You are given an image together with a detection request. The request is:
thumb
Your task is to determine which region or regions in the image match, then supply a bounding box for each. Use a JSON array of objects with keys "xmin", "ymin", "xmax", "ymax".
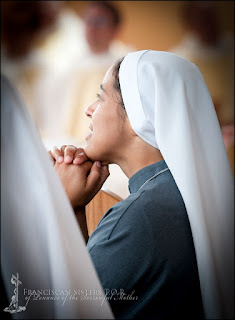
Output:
[{"xmin": 86, "ymin": 161, "xmax": 110, "ymax": 192}]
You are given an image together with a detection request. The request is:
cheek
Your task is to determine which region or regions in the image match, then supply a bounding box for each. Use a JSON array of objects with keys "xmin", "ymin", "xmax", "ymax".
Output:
[
  {"xmin": 85, "ymin": 123, "xmax": 122, "ymax": 161},
  {"xmin": 92, "ymin": 103, "xmax": 113, "ymax": 131}
]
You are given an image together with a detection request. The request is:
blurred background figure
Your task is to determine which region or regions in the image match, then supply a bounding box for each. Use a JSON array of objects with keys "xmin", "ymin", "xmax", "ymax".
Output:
[
  {"xmin": 170, "ymin": 2, "xmax": 234, "ymax": 127},
  {"xmin": 1, "ymin": 1, "xmax": 61, "ymax": 59},
  {"xmin": 1, "ymin": 1, "xmax": 60, "ymax": 132},
  {"xmin": 62, "ymin": 1, "xmax": 134, "ymax": 147},
  {"xmin": 1, "ymin": 1, "xmax": 82, "ymax": 145}
]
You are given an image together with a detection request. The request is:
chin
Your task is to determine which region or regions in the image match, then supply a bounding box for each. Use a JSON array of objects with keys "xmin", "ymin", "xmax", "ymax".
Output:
[
  {"xmin": 84, "ymin": 144, "xmax": 103, "ymax": 162},
  {"xmin": 84, "ymin": 144, "xmax": 113, "ymax": 164}
]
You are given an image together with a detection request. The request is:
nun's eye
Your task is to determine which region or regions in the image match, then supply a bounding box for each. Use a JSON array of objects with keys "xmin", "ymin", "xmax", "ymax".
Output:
[{"xmin": 96, "ymin": 93, "xmax": 102, "ymax": 101}]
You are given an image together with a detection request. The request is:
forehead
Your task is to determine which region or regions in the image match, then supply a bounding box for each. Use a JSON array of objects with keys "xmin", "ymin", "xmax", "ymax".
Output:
[
  {"xmin": 102, "ymin": 65, "xmax": 115, "ymax": 91},
  {"xmin": 84, "ymin": 6, "xmax": 114, "ymax": 20}
]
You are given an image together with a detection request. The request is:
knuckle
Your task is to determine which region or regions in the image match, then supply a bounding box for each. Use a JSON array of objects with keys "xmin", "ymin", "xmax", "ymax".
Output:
[
  {"xmin": 65, "ymin": 146, "xmax": 77, "ymax": 156},
  {"xmin": 66, "ymin": 149, "xmax": 73, "ymax": 156},
  {"xmin": 66, "ymin": 145, "xmax": 77, "ymax": 151},
  {"xmin": 52, "ymin": 146, "xmax": 59, "ymax": 152},
  {"xmin": 77, "ymin": 153, "xmax": 85, "ymax": 159},
  {"xmin": 75, "ymin": 148, "xmax": 85, "ymax": 155}
]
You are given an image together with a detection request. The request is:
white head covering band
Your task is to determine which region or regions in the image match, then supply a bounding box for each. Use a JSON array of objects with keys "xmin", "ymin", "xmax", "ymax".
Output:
[
  {"xmin": 1, "ymin": 74, "xmax": 113, "ymax": 319},
  {"xmin": 119, "ymin": 50, "xmax": 234, "ymax": 319}
]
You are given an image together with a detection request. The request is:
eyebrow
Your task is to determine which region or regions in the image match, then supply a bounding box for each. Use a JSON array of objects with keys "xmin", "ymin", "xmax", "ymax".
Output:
[{"xmin": 100, "ymin": 84, "xmax": 108, "ymax": 95}]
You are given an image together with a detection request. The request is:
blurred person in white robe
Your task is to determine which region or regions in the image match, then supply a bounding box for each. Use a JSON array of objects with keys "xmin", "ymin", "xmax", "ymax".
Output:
[
  {"xmin": 60, "ymin": 1, "xmax": 133, "ymax": 200},
  {"xmin": 1, "ymin": 74, "xmax": 113, "ymax": 319},
  {"xmin": 62, "ymin": 1, "xmax": 134, "ymax": 146}
]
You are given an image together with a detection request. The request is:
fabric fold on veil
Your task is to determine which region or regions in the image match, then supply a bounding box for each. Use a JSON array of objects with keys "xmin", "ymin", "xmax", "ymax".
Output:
[
  {"xmin": 1, "ymin": 74, "xmax": 113, "ymax": 319},
  {"xmin": 119, "ymin": 50, "xmax": 234, "ymax": 319}
]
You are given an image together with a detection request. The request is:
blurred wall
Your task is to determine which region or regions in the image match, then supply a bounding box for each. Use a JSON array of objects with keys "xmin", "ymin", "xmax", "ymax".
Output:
[{"xmin": 66, "ymin": 1, "xmax": 234, "ymax": 51}]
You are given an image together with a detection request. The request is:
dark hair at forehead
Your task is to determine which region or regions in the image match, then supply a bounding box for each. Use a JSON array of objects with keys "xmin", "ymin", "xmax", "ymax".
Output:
[
  {"xmin": 88, "ymin": 1, "xmax": 121, "ymax": 26},
  {"xmin": 112, "ymin": 57, "xmax": 125, "ymax": 109}
]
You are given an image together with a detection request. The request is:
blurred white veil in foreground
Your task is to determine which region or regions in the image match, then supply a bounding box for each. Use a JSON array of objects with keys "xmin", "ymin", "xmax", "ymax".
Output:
[{"xmin": 1, "ymin": 74, "xmax": 113, "ymax": 319}]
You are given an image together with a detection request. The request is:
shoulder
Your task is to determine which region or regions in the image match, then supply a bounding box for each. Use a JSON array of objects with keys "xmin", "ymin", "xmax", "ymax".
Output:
[
  {"xmin": 87, "ymin": 169, "xmax": 188, "ymax": 250},
  {"xmin": 127, "ymin": 169, "xmax": 187, "ymax": 218},
  {"xmin": 119, "ymin": 170, "xmax": 189, "ymax": 236},
  {"xmin": 141, "ymin": 169, "xmax": 187, "ymax": 213}
]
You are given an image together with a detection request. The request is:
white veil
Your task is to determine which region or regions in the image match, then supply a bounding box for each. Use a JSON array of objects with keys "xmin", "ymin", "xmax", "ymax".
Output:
[
  {"xmin": 1, "ymin": 74, "xmax": 113, "ymax": 319},
  {"xmin": 119, "ymin": 50, "xmax": 234, "ymax": 319}
]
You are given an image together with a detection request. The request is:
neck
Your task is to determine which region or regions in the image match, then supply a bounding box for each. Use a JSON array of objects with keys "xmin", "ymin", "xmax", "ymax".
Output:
[{"xmin": 115, "ymin": 140, "xmax": 164, "ymax": 179}]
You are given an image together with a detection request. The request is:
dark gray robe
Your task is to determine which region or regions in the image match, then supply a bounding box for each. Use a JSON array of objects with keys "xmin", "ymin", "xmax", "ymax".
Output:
[{"xmin": 87, "ymin": 160, "xmax": 204, "ymax": 319}]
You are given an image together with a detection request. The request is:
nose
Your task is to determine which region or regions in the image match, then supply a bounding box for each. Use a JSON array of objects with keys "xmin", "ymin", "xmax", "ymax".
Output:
[{"xmin": 85, "ymin": 101, "xmax": 97, "ymax": 118}]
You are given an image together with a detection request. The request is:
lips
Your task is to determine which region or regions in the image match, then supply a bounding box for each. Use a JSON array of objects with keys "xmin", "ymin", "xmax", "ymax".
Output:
[{"xmin": 86, "ymin": 123, "xmax": 93, "ymax": 141}]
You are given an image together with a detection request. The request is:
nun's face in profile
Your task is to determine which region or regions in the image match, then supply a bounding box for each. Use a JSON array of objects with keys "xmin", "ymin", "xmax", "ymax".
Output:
[{"xmin": 84, "ymin": 66, "xmax": 130, "ymax": 163}]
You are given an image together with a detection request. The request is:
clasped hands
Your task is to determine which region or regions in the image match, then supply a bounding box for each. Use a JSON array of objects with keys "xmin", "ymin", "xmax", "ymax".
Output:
[{"xmin": 49, "ymin": 145, "xmax": 109, "ymax": 209}]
